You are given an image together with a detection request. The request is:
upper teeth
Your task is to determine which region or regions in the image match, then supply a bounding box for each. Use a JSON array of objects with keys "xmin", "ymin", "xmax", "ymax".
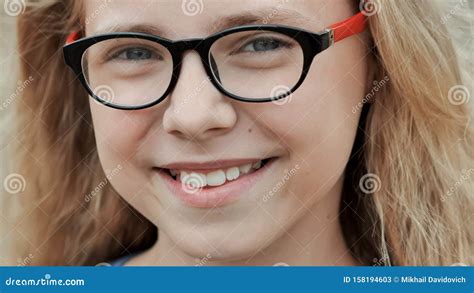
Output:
[{"xmin": 171, "ymin": 160, "xmax": 264, "ymax": 188}]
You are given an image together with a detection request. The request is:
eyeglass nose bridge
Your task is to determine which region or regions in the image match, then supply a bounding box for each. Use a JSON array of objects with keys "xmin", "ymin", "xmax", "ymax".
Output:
[
  {"xmin": 169, "ymin": 37, "xmax": 222, "ymax": 89},
  {"xmin": 172, "ymin": 38, "xmax": 211, "ymax": 59}
]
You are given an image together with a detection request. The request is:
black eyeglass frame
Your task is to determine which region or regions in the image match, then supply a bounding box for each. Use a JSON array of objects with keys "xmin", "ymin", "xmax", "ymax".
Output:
[{"xmin": 63, "ymin": 24, "xmax": 333, "ymax": 110}]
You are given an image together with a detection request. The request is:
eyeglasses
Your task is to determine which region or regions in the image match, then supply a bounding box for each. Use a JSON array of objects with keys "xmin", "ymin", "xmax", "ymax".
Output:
[{"xmin": 63, "ymin": 12, "xmax": 366, "ymax": 110}]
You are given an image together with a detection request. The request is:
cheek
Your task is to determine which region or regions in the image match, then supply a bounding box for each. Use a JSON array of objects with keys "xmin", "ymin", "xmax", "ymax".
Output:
[
  {"xmin": 89, "ymin": 102, "xmax": 156, "ymax": 194},
  {"xmin": 90, "ymin": 102, "xmax": 155, "ymax": 158},
  {"xmin": 252, "ymin": 42, "xmax": 367, "ymax": 200},
  {"xmin": 262, "ymin": 97, "xmax": 360, "ymax": 205}
]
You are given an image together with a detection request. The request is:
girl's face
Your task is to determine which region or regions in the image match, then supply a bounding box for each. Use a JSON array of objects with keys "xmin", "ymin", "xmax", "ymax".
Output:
[{"xmin": 86, "ymin": 0, "xmax": 369, "ymax": 260}]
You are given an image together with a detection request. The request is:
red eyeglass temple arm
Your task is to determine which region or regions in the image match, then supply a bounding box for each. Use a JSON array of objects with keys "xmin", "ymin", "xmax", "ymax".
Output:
[
  {"xmin": 64, "ymin": 12, "xmax": 367, "ymax": 45},
  {"xmin": 66, "ymin": 31, "xmax": 80, "ymax": 44},
  {"xmin": 329, "ymin": 12, "xmax": 367, "ymax": 43}
]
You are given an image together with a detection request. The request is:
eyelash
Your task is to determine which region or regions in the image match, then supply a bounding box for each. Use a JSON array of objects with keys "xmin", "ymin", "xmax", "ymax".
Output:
[
  {"xmin": 230, "ymin": 35, "xmax": 294, "ymax": 55},
  {"xmin": 107, "ymin": 46, "xmax": 163, "ymax": 62}
]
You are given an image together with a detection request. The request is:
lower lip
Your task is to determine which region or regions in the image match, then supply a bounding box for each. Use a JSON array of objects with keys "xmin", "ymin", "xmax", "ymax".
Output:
[{"xmin": 154, "ymin": 158, "xmax": 276, "ymax": 209}]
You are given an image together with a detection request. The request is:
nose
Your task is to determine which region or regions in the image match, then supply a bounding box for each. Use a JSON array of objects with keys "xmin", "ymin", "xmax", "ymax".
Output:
[{"xmin": 162, "ymin": 52, "xmax": 237, "ymax": 141}]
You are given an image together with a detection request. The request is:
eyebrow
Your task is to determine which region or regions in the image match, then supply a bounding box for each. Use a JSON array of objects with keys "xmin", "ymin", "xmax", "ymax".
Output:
[
  {"xmin": 92, "ymin": 8, "xmax": 314, "ymax": 37},
  {"xmin": 210, "ymin": 8, "xmax": 313, "ymax": 31},
  {"xmin": 93, "ymin": 24, "xmax": 167, "ymax": 36}
]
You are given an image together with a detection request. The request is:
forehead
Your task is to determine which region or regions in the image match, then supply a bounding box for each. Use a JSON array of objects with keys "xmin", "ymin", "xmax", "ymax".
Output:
[{"xmin": 84, "ymin": 0, "xmax": 353, "ymax": 38}]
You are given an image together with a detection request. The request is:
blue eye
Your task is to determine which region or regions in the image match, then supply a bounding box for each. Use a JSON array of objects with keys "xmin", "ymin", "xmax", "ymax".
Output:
[
  {"xmin": 240, "ymin": 38, "xmax": 290, "ymax": 53},
  {"xmin": 112, "ymin": 47, "xmax": 162, "ymax": 61}
]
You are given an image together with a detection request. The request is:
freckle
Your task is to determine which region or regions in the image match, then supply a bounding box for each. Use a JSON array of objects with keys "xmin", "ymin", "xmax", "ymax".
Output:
[{"xmin": 248, "ymin": 128, "xmax": 252, "ymax": 133}]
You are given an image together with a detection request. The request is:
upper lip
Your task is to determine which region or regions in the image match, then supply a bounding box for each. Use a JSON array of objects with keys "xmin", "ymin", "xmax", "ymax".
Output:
[{"xmin": 157, "ymin": 158, "xmax": 271, "ymax": 171}]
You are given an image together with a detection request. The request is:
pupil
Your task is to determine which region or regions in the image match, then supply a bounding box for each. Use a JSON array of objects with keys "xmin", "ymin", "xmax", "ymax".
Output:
[
  {"xmin": 254, "ymin": 39, "xmax": 279, "ymax": 51},
  {"xmin": 127, "ymin": 49, "xmax": 150, "ymax": 60}
]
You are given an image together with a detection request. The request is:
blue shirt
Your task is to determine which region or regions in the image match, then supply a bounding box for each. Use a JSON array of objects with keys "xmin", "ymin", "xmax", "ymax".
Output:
[{"xmin": 106, "ymin": 254, "xmax": 136, "ymax": 266}]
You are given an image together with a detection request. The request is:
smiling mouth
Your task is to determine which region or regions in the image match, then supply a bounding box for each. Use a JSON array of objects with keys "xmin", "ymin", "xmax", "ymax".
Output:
[
  {"xmin": 153, "ymin": 157, "xmax": 277, "ymax": 208},
  {"xmin": 158, "ymin": 158, "xmax": 273, "ymax": 189}
]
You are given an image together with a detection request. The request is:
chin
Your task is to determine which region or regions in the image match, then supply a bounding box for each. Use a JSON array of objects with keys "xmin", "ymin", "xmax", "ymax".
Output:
[{"xmin": 170, "ymin": 217, "xmax": 284, "ymax": 262}]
